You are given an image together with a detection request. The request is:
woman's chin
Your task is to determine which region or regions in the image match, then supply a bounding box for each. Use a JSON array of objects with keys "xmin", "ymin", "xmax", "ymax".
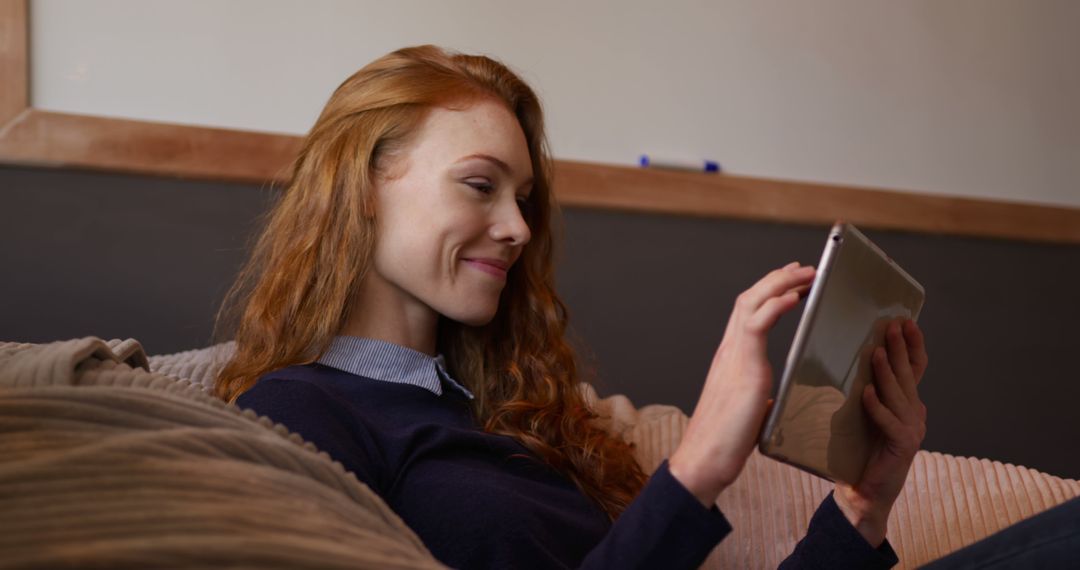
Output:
[{"xmin": 445, "ymin": 306, "xmax": 498, "ymax": 328}]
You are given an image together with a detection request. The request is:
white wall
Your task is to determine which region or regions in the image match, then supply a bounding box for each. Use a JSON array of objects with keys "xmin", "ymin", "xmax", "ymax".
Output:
[{"xmin": 30, "ymin": 0, "xmax": 1080, "ymax": 208}]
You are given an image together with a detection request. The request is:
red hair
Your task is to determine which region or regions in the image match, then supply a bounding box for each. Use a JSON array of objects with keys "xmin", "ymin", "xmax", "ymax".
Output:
[{"xmin": 214, "ymin": 45, "xmax": 646, "ymax": 519}]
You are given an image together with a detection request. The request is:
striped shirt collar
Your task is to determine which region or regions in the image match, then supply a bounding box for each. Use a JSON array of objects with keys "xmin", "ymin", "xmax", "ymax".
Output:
[{"xmin": 316, "ymin": 336, "xmax": 475, "ymax": 400}]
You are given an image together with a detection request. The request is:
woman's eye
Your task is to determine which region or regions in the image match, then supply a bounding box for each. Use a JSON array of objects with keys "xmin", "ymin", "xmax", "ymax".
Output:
[
  {"xmin": 466, "ymin": 181, "xmax": 494, "ymax": 193},
  {"xmin": 516, "ymin": 196, "xmax": 532, "ymax": 215}
]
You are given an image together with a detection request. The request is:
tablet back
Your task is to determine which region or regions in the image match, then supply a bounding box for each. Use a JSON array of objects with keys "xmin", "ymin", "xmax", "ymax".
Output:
[{"xmin": 759, "ymin": 222, "xmax": 925, "ymax": 484}]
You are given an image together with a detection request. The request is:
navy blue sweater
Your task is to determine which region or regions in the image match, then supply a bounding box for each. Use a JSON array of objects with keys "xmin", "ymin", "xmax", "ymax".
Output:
[{"xmin": 237, "ymin": 363, "xmax": 898, "ymax": 569}]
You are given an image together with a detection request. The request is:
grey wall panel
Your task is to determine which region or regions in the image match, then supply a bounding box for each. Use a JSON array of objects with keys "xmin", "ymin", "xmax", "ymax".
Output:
[
  {"xmin": 558, "ymin": 208, "xmax": 1080, "ymax": 479},
  {"xmin": 1, "ymin": 166, "xmax": 274, "ymax": 353},
  {"xmin": 3, "ymin": 165, "xmax": 1078, "ymax": 480}
]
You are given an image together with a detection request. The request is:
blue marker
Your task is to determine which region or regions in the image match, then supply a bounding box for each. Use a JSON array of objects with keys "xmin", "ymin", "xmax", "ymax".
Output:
[{"xmin": 639, "ymin": 154, "xmax": 721, "ymax": 173}]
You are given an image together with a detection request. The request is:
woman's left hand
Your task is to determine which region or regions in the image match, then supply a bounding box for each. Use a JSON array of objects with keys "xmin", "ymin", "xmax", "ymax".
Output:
[{"xmin": 834, "ymin": 318, "xmax": 929, "ymax": 547}]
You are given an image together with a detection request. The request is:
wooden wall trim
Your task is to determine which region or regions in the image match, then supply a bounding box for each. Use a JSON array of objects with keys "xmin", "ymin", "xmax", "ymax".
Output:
[
  {"xmin": 552, "ymin": 160, "xmax": 1080, "ymax": 244},
  {"xmin": 2, "ymin": 1, "xmax": 1078, "ymax": 244},
  {"xmin": 0, "ymin": 109, "xmax": 303, "ymax": 183},
  {"xmin": 0, "ymin": 0, "xmax": 27, "ymax": 127},
  {"xmin": 1, "ymin": 110, "xmax": 1078, "ymax": 245}
]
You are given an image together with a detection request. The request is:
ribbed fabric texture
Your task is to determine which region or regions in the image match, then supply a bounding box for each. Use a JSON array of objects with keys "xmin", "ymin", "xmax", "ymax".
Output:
[
  {"xmin": 0, "ymin": 339, "xmax": 444, "ymax": 569},
  {"xmin": 147, "ymin": 341, "xmax": 235, "ymax": 393},
  {"xmin": 59, "ymin": 340, "xmax": 1080, "ymax": 569},
  {"xmin": 579, "ymin": 387, "xmax": 1080, "ymax": 569},
  {"xmin": 0, "ymin": 337, "xmax": 148, "ymax": 387}
]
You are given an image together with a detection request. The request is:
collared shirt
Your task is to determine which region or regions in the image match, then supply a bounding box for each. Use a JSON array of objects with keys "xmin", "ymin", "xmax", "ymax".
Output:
[{"xmin": 316, "ymin": 336, "xmax": 475, "ymax": 400}]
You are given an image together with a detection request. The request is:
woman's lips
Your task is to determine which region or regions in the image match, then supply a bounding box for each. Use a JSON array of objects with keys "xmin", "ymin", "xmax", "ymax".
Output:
[{"xmin": 464, "ymin": 259, "xmax": 508, "ymax": 278}]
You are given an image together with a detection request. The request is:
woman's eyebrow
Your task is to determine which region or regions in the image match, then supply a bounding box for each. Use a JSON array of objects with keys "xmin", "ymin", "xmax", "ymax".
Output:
[{"xmin": 455, "ymin": 153, "xmax": 534, "ymax": 187}]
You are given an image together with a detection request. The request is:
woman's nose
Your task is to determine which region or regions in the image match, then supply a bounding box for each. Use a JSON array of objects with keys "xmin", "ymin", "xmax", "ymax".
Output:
[{"xmin": 489, "ymin": 199, "xmax": 531, "ymax": 247}]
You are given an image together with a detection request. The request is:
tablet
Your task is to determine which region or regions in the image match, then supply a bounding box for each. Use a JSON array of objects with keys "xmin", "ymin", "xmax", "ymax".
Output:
[{"xmin": 758, "ymin": 222, "xmax": 925, "ymax": 484}]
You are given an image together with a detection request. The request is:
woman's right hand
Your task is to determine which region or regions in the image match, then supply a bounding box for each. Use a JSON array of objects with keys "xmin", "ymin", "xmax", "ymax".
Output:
[{"xmin": 669, "ymin": 261, "xmax": 817, "ymax": 507}]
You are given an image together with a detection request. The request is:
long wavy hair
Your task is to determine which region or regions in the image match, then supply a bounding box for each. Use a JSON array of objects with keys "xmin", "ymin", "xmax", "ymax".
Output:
[{"xmin": 214, "ymin": 45, "xmax": 646, "ymax": 519}]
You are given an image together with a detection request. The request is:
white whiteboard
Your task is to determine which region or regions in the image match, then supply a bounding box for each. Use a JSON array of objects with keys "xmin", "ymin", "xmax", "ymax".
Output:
[{"xmin": 30, "ymin": 0, "xmax": 1080, "ymax": 208}]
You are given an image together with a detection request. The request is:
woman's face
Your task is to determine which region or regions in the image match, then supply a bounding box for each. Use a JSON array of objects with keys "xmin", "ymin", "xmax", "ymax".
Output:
[{"xmin": 370, "ymin": 98, "xmax": 534, "ymax": 328}]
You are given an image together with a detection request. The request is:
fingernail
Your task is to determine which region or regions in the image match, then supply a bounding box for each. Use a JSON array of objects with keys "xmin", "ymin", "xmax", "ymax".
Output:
[{"xmin": 785, "ymin": 261, "xmax": 800, "ymax": 270}]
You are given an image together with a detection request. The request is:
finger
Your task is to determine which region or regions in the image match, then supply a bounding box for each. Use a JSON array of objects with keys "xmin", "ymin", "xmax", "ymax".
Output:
[
  {"xmin": 735, "ymin": 263, "xmax": 815, "ymax": 315},
  {"xmin": 904, "ymin": 319, "xmax": 929, "ymax": 382},
  {"xmin": 721, "ymin": 263, "xmax": 810, "ymax": 340},
  {"xmin": 885, "ymin": 320, "xmax": 918, "ymax": 402},
  {"xmin": 876, "ymin": 340, "xmax": 927, "ymax": 426},
  {"xmin": 863, "ymin": 383, "xmax": 903, "ymax": 436},
  {"xmin": 745, "ymin": 288, "xmax": 802, "ymax": 334},
  {"xmin": 872, "ymin": 344, "xmax": 909, "ymax": 411},
  {"xmin": 866, "ymin": 384, "xmax": 925, "ymax": 452}
]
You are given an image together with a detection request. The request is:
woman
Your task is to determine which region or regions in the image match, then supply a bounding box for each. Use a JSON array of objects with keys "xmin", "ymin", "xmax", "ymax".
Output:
[{"xmin": 216, "ymin": 45, "xmax": 927, "ymax": 569}]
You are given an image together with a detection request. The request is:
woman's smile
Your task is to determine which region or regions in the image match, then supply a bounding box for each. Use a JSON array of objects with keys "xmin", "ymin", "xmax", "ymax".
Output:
[{"xmin": 463, "ymin": 257, "xmax": 509, "ymax": 279}]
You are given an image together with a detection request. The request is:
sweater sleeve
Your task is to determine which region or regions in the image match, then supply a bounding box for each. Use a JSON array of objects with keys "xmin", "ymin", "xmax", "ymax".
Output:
[
  {"xmin": 236, "ymin": 376, "xmax": 390, "ymax": 494},
  {"xmin": 577, "ymin": 459, "xmax": 731, "ymax": 570},
  {"xmin": 778, "ymin": 491, "xmax": 899, "ymax": 569}
]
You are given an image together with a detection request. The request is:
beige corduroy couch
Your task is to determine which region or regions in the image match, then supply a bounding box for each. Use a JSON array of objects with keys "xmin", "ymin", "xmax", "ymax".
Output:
[{"xmin": 1, "ymin": 337, "xmax": 1077, "ymax": 569}]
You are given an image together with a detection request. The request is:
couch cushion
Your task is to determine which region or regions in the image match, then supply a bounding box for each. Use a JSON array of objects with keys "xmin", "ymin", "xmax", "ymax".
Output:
[
  {"xmin": 0, "ymin": 338, "xmax": 445, "ymax": 569},
  {"xmin": 585, "ymin": 384, "xmax": 1080, "ymax": 569}
]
